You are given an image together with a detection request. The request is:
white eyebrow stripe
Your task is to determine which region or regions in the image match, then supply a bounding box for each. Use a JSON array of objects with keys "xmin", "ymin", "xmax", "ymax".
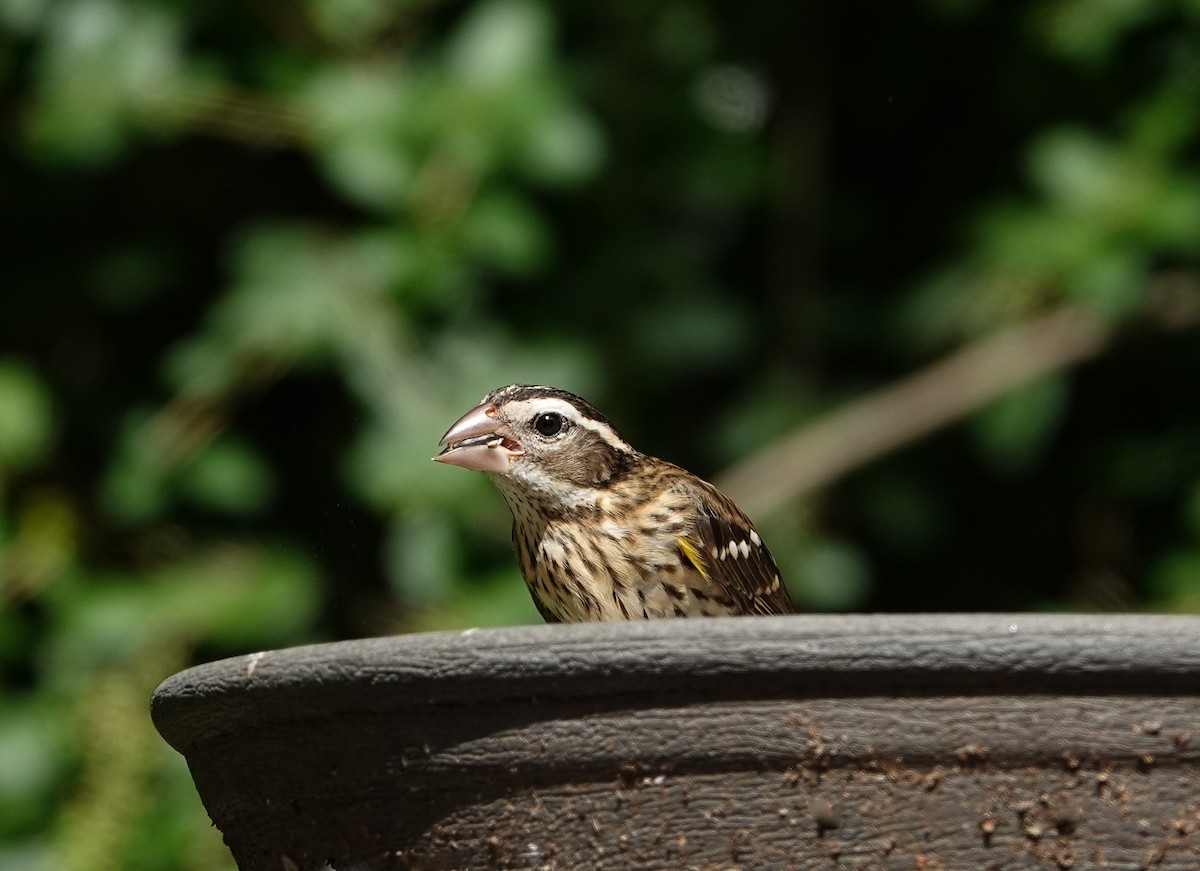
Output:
[
  {"xmin": 574, "ymin": 417, "xmax": 633, "ymax": 451},
  {"xmin": 507, "ymin": 397, "xmax": 633, "ymax": 452}
]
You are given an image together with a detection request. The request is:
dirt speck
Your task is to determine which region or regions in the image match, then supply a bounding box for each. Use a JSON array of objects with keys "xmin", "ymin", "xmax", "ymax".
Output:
[
  {"xmin": 1054, "ymin": 844, "xmax": 1076, "ymax": 869},
  {"xmin": 1052, "ymin": 803, "xmax": 1084, "ymax": 835},
  {"xmin": 810, "ymin": 798, "xmax": 840, "ymax": 834},
  {"xmin": 954, "ymin": 743, "xmax": 988, "ymax": 765}
]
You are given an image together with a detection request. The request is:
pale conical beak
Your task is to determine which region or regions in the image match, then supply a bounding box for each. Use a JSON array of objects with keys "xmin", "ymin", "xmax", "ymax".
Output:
[{"xmin": 433, "ymin": 403, "xmax": 525, "ymax": 474}]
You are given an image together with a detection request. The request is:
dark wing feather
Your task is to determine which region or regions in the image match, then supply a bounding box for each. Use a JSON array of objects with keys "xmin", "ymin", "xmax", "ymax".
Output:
[
  {"xmin": 531, "ymin": 596, "xmax": 562, "ymax": 624},
  {"xmin": 676, "ymin": 477, "xmax": 794, "ymax": 616}
]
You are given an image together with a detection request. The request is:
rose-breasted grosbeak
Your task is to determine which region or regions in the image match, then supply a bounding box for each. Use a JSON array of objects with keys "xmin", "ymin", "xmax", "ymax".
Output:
[{"xmin": 434, "ymin": 384, "xmax": 793, "ymax": 622}]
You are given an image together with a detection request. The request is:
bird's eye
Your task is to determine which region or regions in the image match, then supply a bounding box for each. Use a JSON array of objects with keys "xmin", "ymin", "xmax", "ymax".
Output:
[{"xmin": 533, "ymin": 412, "xmax": 566, "ymax": 437}]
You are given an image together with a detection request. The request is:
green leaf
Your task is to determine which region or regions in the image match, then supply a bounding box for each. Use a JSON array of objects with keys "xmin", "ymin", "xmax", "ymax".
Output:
[
  {"xmin": 1065, "ymin": 250, "xmax": 1145, "ymax": 318},
  {"xmin": 385, "ymin": 513, "xmax": 460, "ymax": 607},
  {"xmin": 463, "ymin": 191, "xmax": 550, "ymax": 274},
  {"xmin": 0, "ymin": 701, "xmax": 69, "ymax": 830},
  {"xmin": 100, "ymin": 414, "xmax": 170, "ymax": 525},
  {"xmin": 1037, "ymin": 0, "xmax": 1160, "ymax": 62},
  {"xmin": 1030, "ymin": 129, "xmax": 1118, "ymax": 214},
  {"xmin": 1186, "ymin": 481, "xmax": 1200, "ymax": 538},
  {"xmin": 447, "ymin": 0, "xmax": 550, "ymax": 87},
  {"xmin": 1107, "ymin": 429, "xmax": 1200, "ymax": 497},
  {"xmin": 177, "ymin": 437, "xmax": 274, "ymax": 516},
  {"xmin": 794, "ymin": 540, "xmax": 872, "ymax": 611},
  {"xmin": 24, "ymin": 0, "xmax": 188, "ymax": 162},
  {"xmin": 971, "ymin": 375, "xmax": 1070, "ymax": 473},
  {"xmin": 516, "ymin": 105, "xmax": 605, "ymax": 184},
  {"xmin": 0, "ymin": 361, "xmax": 54, "ymax": 470},
  {"xmin": 1149, "ymin": 549, "xmax": 1200, "ymax": 612},
  {"xmin": 47, "ymin": 546, "xmax": 321, "ymax": 673}
]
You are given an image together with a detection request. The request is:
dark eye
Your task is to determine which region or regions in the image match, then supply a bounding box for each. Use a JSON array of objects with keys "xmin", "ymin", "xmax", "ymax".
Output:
[{"xmin": 533, "ymin": 412, "xmax": 565, "ymax": 437}]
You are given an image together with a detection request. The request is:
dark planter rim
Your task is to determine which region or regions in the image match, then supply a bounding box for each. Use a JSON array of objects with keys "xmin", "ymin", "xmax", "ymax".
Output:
[{"xmin": 152, "ymin": 613, "xmax": 1200, "ymax": 756}]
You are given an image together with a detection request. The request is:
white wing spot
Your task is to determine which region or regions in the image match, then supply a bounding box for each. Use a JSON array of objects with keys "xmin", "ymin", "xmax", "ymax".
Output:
[
  {"xmin": 738, "ymin": 540, "xmax": 750, "ymax": 559},
  {"xmin": 710, "ymin": 546, "xmax": 720, "ymax": 560},
  {"xmin": 750, "ymin": 529, "xmax": 761, "ymax": 546}
]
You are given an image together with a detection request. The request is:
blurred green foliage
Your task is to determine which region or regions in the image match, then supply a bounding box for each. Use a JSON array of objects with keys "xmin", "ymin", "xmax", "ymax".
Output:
[{"xmin": 2, "ymin": 0, "xmax": 1200, "ymax": 868}]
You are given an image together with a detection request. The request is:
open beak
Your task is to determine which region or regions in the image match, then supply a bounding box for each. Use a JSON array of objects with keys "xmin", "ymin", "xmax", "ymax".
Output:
[{"xmin": 433, "ymin": 403, "xmax": 525, "ymax": 474}]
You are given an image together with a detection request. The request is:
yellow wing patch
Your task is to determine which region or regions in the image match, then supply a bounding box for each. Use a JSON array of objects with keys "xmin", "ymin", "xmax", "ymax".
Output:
[{"xmin": 677, "ymin": 536, "xmax": 710, "ymax": 581}]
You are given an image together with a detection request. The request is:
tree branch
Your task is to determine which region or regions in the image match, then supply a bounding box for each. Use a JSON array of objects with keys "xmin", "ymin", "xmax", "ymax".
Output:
[{"xmin": 717, "ymin": 306, "xmax": 1111, "ymax": 517}]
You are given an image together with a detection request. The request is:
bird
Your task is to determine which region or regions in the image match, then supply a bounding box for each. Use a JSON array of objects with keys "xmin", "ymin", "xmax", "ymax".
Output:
[{"xmin": 434, "ymin": 384, "xmax": 793, "ymax": 622}]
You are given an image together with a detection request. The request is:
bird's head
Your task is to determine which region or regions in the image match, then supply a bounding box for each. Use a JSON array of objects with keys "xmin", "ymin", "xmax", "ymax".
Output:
[{"xmin": 435, "ymin": 385, "xmax": 638, "ymax": 507}]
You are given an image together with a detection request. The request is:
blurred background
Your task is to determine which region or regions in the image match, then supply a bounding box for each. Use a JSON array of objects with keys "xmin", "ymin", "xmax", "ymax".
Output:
[{"xmin": 2, "ymin": 0, "xmax": 1200, "ymax": 867}]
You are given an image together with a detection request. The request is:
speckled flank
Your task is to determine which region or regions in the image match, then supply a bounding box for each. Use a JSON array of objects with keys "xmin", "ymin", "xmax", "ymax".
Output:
[{"xmin": 493, "ymin": 457, "xmax": 787, "ymax": 622}]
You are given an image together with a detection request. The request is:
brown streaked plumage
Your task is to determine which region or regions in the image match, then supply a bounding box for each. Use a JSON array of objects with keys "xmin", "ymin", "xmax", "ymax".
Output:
[{"xmin": 434, "ymin": 384, "xmax": 793, "ymax": 622}]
